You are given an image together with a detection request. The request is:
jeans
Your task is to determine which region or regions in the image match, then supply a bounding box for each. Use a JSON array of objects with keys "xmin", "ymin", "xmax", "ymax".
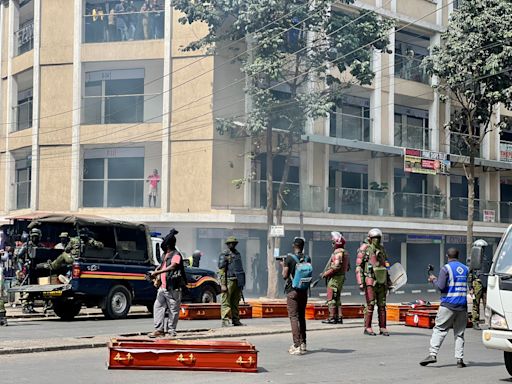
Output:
[
  {"xmin": 286, "ymin": 289, "xmax": 308, "ymax": 347},
  {"xmin": 153, "ymin": 288, "xmax": 181, "ymax": 333},
  {"xmin": 429, "ymin": 305, "xmax": 467, "ymax": 359}
]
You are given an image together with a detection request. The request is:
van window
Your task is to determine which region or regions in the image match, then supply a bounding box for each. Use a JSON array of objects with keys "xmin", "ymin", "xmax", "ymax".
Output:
[
  {"xmin": 81, "ymin": 225, "xmax": 116, "ymax": 260},
  {"xmin": 115, "ymin": 227, "xmax": 148, "ymax": 263},
  {"xmin": 495, "ymin": 231, "xmax": 512, "ymax": 275}
]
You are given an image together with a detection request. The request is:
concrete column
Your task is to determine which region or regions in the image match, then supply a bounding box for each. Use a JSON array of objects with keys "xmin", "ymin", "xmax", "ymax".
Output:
[
  {"xmin": 436, "ymin": 0, "xmax": 444, "ymax": 26},
  {"xmin": 387, "ymin": 27, "xmax": 395, "ymax": 146},
  {"xmin": 30, "ymin": 0, "xmax": 42, "ymax": 211},
  {"xmin": 400, "ymin": 242, "xmax": 407, "ymax": 273},
  {"xmin": 160, "ymin": 0, "xmax": 173, "ymax": 213},
  {"xmin": 70, "ymin": 0, "xmax": 83, "ymax": 211},
  {"xmin": 243, "ymin": 36, "xmax": 254, "ymax": 209},
  {"xmin": 430, "ymin": 33, "xmax": 441, "ymax": 152},
  {"xmin": 370, "ymin": 49, "xmax": 382, "ymax": 145},
  {"xmin": 0, "ymin": 3, "xmax": 6, "ymax": 213}
]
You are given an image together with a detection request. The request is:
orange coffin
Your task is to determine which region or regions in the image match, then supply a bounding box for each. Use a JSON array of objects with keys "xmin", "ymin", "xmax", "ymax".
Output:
[
  {"xmin": 251, "ymin": 301, "xmax": 288, "ymax": 318},
  {"xmin": 107, "ymin": 338, "xmax": 258, "ymax": 373},
  {"xmin": 405, "ymin": 310, "xmax": 437, "ymax": 329},
  {"xmin": 387, "ymin": 304, "xmax": 440, "ymax": 323},
  {"xmin": 341, "ymin": 304, "xmax": 365, "ymax": 319},
  {"xmin": 179, "ymin": 303, "xmax": 253, "ymax": 320},
  {"xmin": 306, "ymin": 303, "xmax": 329, "ymax": 320}
]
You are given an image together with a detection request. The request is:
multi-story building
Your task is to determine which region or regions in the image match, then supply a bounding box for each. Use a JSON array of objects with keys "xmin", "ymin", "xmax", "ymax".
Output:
[{"xmin": 0, "ymin": 0, "xmax": 511, "ymax": 294}]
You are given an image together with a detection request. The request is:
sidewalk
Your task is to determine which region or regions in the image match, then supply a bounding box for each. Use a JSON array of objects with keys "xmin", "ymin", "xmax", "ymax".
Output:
[
  {"xmin": 5, "ymin": 305, "xmax": 150, "ymax": 320},
  {"xmin": 0, "ymin": 318, "xmax": 389, "ymax": 355}
]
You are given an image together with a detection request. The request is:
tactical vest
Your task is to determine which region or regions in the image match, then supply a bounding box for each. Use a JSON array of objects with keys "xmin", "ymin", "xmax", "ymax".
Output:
[
  {"xmin": 441, "ymin": 261, "xmax": 468, "ymax": 306},
  {"xmin": 220, "ymin": 250, "xmax": 246, "ymax": 288},
  {"xmin": 362, "ymin": 243, "xmax": 388, "ymax": 285},
  {"xmin": 330, "ymin": 248, "xmax": 346, "ymax": 275}
]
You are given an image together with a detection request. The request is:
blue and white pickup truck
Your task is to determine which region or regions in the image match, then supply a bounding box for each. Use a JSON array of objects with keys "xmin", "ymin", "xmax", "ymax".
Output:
[{"xmin": 7, "ymin": 213, "xmax": 220, "ymax": 320}]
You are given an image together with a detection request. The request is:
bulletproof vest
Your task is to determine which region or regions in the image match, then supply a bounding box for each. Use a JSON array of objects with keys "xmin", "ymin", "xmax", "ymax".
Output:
[
  {"xmin": 331, "ymin": 248, "xmax": 346, "ymax": 275},
  {"xmin": 220, "ymin": 249, "xmax": 245, "ymax": 288}
]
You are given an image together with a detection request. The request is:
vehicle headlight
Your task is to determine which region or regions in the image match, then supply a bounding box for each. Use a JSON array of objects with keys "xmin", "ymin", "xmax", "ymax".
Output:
[
  {"xmin": 484, "ymin": 306, "xmax": 492, "ymax": 324},
  {"xmin": 490, "ymin": 313, "xmax": 508, "ymax": 330}
]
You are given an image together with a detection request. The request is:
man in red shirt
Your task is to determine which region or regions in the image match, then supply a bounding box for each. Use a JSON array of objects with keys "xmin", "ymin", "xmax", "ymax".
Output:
[
  {"xmin": 149, "ymin": 229, "xmax": 186, "ymax": 337},
  {"xmin": 146, "ymin": 169, "xmax": 160, "ymax": 207}
]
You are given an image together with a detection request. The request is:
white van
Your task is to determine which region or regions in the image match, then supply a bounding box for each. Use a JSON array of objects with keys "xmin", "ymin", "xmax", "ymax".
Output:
[{"xmin": 473, "ymin": 226, "xmax": 512, "ymax": 376}]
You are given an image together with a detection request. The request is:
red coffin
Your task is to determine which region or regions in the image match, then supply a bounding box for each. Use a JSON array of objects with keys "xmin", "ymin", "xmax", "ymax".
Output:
[
  {"xmin": 179, "ymin": 303, "xmax": 252, "ymax": 320},
  {"xmin": 251, "ymin": 301, "xmax": 288, "ymax": 318},
  {"xmin": 342, "ymin": 304, "xmax": 365, "ymax": 319},
  {"xmin": 405, "ymin": 309, "xmax": 473, "ymax": 329},
  {"xmin": 387, "ymin": 304, "xmax": 440, "ymax": 323},
  {"xmin": 107, "ymin": 338, "xmax": 258, "ymax": 373},
  {"xmin": 306, "ymin": 303, "xmax": 329, "ymax": 320}
]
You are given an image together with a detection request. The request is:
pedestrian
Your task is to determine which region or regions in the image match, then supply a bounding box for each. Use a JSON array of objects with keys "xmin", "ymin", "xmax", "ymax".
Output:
[
  {"xmin": 420, "ymin": 247, "xmax": 469, "ymax": 368},
  {"xmin": 149, "ymin": 228, "xmax": 186, "ymax": 338},
  {"xmin": 126, "ymin": 0, "xmax": 137, "ymax": 40},
  {"xmin": 356, "ymin": 228, "xmax": 391, "ymax": 336},
  {"xmin": 146, "ymin": 169, "xmax": 160, "ymax": 207},
  {"xmin": 321, "ymin": 231, "xmax": 348, "ymax": 324},
  {"xmin": 218, "ymin": 236, "xmax": 245, "ymax": 327},
  {"xmin": 281, "ymin": 237, "xmax": 312, "ymax": 355},
  {"xmin": 114, "ymin": 0, "xmax": 128, "ymax": 41},
  {"xmin": 469, "ymin": 239, "xmax": 489, "ymax": 330},
  {"xmin": 150, "ymin": 0, "xmax": 163, "ymax": 39}
]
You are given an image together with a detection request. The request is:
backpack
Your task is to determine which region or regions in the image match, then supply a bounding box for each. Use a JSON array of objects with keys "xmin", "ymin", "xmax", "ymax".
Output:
[{"xmin": 291, "ymin": 254, "xmax": 313, "ymax": 290}]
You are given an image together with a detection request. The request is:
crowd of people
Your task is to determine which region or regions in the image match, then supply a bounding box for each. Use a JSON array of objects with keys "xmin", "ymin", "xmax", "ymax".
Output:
[{"xmin": 85, "ymin": 0, "xmax": 164, "ymax": 43}]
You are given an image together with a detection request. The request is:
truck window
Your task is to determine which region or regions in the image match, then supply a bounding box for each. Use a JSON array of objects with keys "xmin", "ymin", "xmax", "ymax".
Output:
[
  {"xmin": 115, "ymin": 227, "xmax": 148, "ymax": 263},
  {"xmin": 80, "ymin": 225, "xmax": 116, "ymax": 261},
  {"xmin": 495, "ymin": 231, "xmax": 512, "ymax": 275}
]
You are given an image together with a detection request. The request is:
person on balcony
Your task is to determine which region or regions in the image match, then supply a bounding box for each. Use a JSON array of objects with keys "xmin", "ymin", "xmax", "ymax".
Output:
[
  {"xmin": 114, "ymin": 0, "xmax": 128, "ymax": 41},
  {"xmin": 140, "ymin": 1, "xmax": 151, "ymax": 40}
]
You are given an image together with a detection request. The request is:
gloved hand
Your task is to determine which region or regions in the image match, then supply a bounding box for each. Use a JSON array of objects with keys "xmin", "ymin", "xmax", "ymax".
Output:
[{"xmin": 220, "ymin": 284, "xmax": 227, "ymax": 293}]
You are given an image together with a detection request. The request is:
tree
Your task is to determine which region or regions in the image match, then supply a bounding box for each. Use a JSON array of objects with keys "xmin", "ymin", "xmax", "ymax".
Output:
[
  {"xmin": 174, "ymin": 0, "xmax": 392, "ymax": 297},
  {"xmin": 424, "ymin": 0, "xmax": 512, "ymax": 256}
]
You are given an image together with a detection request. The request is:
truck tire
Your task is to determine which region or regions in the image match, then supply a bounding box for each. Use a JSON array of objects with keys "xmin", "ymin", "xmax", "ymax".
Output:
[
  {"xmin": 505, "ymin": 352, "xmax": 512, "ymax": 376},
  {"xmin": 53, "ymin": 300, "xmax": 82, "ymax": 321},
  {"xmin": 103, "ymin": 285, "xmax": 132, "ymax": 319},
  {"xmin": 201, "ymin": 285, "xmax": 217, "ymax": 303}
]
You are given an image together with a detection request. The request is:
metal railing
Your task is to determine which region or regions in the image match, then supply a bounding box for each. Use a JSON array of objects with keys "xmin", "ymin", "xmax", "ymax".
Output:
[
  {"xmin": 394, "ymin": 123, "xmax": 430, "ymax": 150},
  {"xmin": 251, "ymin": 181, "xmax": 301, "ymax": 211},
  {"xmin": 12, "ymin": 99, "xmax": 33, "ymax": 132},
  {"xmin": 450, "ymin": 132, "xmax": 481, "ymax": 157},
  {"xmin": 82, "ymin": 93, "xmax": 162, "ymax": 124},
  {"xmin": 330, "ymin": 112, "xmax": 371, "ymax": 142},
  {"xmin": 83, "ymin": 9, "xmax": 164, "ymax": 43},
  {"xmin": 14, "ymin": 21, "xmax": 34, "ymax": 56},
  {"xmin": 327, "ymin": 187, "xmax": 389, "ymax": 216},
  {"xmin": 394, "ymin": 53, "xmax": 429, "ymax": 84},
  {"xmin": 394, "ymin": 192, "xmax": 445, "ymax": 219}
]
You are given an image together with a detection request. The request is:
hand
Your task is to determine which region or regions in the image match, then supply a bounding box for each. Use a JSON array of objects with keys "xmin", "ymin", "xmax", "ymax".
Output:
[
  {"xmin": 359, "ymin": 284, "xmax": 364, "ymax": 291},
  {"xmin": 319, "ymin": 272, "xmax": 324, "ymax": 279},
  {"xmin": 428, "ymin": 275, "xmax": 436, "ymax": 283},
  {"xmin": 151, "ymin": 271, "xmax": 159, "ymax": 279},
  {"xmin": 279, "ymin": 260, "xmax": 285, "ymax": 267}
]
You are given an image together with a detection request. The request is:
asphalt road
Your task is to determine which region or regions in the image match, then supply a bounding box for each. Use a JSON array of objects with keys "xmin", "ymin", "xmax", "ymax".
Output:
[{"xmin": 0, "ymin": 326, "xmax": 508, "ymax": 384}]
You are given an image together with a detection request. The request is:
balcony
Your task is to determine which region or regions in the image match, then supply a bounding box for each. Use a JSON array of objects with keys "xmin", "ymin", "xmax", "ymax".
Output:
[
  {"xmin": 82, "ymin": 93, "xmax": 163, "ymax": 125},
  {"xmin": 251, "ymin": 181, "xmax": 324, "ymax": 212},
  {"xmin": 327, "ymin": 187, "xmax": 389, "ymax": 216},
  {"xmin": 12, "ymin": 99, "xmax": 33, "ymax": 132},
  {"xmin": 394, "ymin": 53, "xmax": 429, "ymax": 84},
  {"xmin": 500, "ymin": 202, "xmax": 512, "ymax": 224},
  {"xmin": 83, "ymin": 9, "xmax": 164, "ymax": 43},
  {"xmin": 450, "ymin": 198, "xmax": 500, "ymax": 222},
  {"xmin": 450, "ymin": 132, "xmax": 481, "ymax": 157},
  {"xmin": 14, "ymin": 21, "xmax": 34, "ymax": 56},
  {"xmin": 330, "ymin": 112, "xmax": 371, "ymax": 142},
  {"xmin": 394, "ymin": 193, "xmax": 445, "ymax": 219},
  {"xmin": 394, "ymin": 123, "xmax": 429, "ymax": 150}
]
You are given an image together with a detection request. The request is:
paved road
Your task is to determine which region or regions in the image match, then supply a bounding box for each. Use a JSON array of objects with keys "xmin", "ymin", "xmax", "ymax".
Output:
[{"xmin": 0, "ymin": 325, "xmax": 507, "ymax": 384}]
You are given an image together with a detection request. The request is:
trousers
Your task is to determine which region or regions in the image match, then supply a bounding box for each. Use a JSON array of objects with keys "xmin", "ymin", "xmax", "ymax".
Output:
[
  {"xmin": 153, "ymin": 288, "xmax": 182, "ymax": 333},
  {"xmin": 287, "ymin": 289, "xmax": 308, "ymax": 347},
  {"xmin": 429, "ymin": 305, "xmax": 467, "ymax": 359},
  {"xmin": 221, "ymin": 278, "xmax": 241, "ymax": 323}
]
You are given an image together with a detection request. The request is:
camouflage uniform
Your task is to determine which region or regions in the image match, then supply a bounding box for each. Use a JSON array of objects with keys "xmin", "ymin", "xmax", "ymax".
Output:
[
  {"xmin": 322, "ymin": 247, "xmax": 347, "ymax": 324},
  {"xmin": 469, "ymin": 270, "xmax": 486, "ymax": 324},
  {"xmin": 16, "ymin": 231, "xmax": 43, "ymax": 313},
  {"xmin": 48, "ymin": 236, "xmax": 103, "ymax": 270}
]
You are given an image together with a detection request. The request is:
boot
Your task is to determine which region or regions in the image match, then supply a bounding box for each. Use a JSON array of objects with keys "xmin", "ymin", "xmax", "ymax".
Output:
[
  {"xmin": 378, "ymin": 307, "xmax": 389, "ymax": 336},
  {"xmin": 322, "ymin": 307, "xmax": 337, "ymax": 324},
  {"xmin": 457, "ymin": 359, "xmax": 466, "ymax": 368},
  {"xmin": 364, "ymin": 309, "xmax": 376, "ymax": 335},
  {"xmin": 221, "ymin": 319, "xmax": 231, "ymax": 327},
  {"xmin": 337, "ymin": 306, "xmax": 344, "ymax": 324},
  {"xmin": 0, "ymin": 311, "xmax": 7, "ymax": 326},
  {"xmin": 419, "ymin": 355, "xmax": 437, "ymax": 366}
]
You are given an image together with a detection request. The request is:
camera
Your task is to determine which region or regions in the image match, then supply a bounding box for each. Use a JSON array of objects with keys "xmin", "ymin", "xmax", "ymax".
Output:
[{"xmin": 427, "ymin": 264, "xmax": 434, "ymax": 276}]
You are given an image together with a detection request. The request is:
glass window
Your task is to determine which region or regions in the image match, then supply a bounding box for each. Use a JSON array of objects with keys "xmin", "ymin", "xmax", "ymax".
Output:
[
  {"xmin": 330, "ymin": 99, "xmax": 370, "ymax": 141},
  {"xmin": 15, "ymin": 159, "xmax": 31, "ymax": 210},
  {"xmin": 108, "ymin": 157, "xmax": 144, "ymax": 179},
  {"xmin": 84, "ymin": 158, "xmax": 104, "ymax": 179},
  {"xmin": 495, "ymin": 230, "xmax": 512, "ymax": 275},
  {"xmin": 115, "ymin": 227, "xmax": 148, "ymax": 262}
]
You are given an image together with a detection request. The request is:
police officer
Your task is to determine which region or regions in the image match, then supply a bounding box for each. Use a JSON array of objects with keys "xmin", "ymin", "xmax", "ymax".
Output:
[
  {"xmin": 356, "ymin": 228, "xmax": 392, "ymax": 336},
  {"xmin": 218, "ymin": 236, "xmax": 245, "ymax": 327},
  {"xmin": 54, "ymin": 232, "xmax": 70, "ymax": 250},
  {"xmin": 469, "ymin": 239, "xmax": 489, "ymax": 330},
  {"xmin": 188, "ymin": 250, "xmax": 202, "ymax": 268},
  {"xmin": 17, "ymin": 228, "xmax": 43, "ymax": 313},
  {"xmin": 321, "ymin": 232, "xmax": 348, "ymax": 324}
]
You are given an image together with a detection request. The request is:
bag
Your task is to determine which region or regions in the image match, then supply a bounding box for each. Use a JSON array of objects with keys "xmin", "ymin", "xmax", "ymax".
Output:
[
  {"xmin": 166, "ymin": 251, "xmax": 187, "ymax": 289},
  {"xmin": 291, "ymin": 254, "xmax": 313, "ymax": 290},
  {"xmin": 373, "ymin": 266, "xmax": 388, "ymax": 285}
]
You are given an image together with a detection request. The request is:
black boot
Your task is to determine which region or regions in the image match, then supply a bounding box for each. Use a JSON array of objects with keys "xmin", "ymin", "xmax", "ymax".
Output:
[
  {"xmin": 419, "ymin": 355, "xmax": 437, "ymax": 366},
  {"xmin": 337, "ymin": 307, "xmax": 343, "ymax": 324},
  {"xmin": 322, "ymin": 308, "xmax": 337, "ymax": 324},
  {"xmin": 457, "ymin": 359, "xmax": 466, "ymax": 368}
]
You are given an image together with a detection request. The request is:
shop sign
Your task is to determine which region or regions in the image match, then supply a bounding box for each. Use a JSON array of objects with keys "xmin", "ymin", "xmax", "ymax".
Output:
[
  {"xmin": 483, "ymin": 210, "xmax": 496, "ymax": 223},
  {"xmin": 404, "ymin": 148, "xmax": 450, "ymax": 175},
  {"xmin": 500, "ymin": 142, "xmax": 512, "ymax": 163}
]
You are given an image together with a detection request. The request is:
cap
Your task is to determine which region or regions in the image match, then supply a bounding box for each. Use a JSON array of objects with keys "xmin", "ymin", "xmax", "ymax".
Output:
[
  {"xmin": 225, "ymin": 236, "xmax": 238, "ymax": 245},
  {"xmin": 59, "ymin": 232, "xmax": 69, "ymax": 238}
]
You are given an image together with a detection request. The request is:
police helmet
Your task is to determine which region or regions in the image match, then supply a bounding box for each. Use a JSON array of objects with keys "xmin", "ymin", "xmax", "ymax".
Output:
[
  {"xmin": 225, "ymin": 236, "xmax": 238, "ymax": 245},
  {"xmin": 331, "ymin": 231, "xmax": 346, "ymax": 247},
  {"xmin": 30, "ymin": 228, "xmax": 42, "ymax": 237},
  {"xmin": 368, "ymin": 228, "xmax": 383, "ymax": 239},
  {"xmin": 192, "ymin": 250, "xmax": 203, "ymax": 257}
]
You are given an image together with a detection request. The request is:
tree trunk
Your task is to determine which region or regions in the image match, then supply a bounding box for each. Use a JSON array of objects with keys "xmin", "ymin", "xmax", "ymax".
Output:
[
  {"xmin": 266, "ymin": 126, "xmax": 277, "ymax": 298},
  {"xmin": 466, "ymin": 154, "xmax": 475, "ymax": 261}
]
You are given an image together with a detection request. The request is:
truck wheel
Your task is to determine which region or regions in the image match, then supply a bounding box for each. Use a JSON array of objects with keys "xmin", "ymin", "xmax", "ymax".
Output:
[
  {"xmin": 505, "ymin": 352, "xmax": 512, "ymax": 376},
  {"xmin": 201, "ymin": 286, "xmax": 217, "ymax": 303},
  {"xmin": 53, "ymin": 300, "xmax": 82, "ymax": 321},
  {"xmin": 103, "ymin": 285, "xmax": 132, "ymax": 319}
]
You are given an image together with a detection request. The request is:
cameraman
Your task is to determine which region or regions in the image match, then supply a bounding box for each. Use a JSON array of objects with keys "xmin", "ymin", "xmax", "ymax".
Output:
[{"xmin": 420, "ymin": 248, "xmax": 468, "ymax": 368}]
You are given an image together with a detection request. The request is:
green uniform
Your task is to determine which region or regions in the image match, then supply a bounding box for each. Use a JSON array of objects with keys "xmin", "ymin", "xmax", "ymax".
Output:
[
  {"xmin": 220, "ymin": 278, "xmax": 242, "ymax": 322},
  {"xmin": 326, "ymin": 274, "xmax": 345, "ymax": 309},
  {"xmin": 49, "ymin": 236, "xmax": 103, "ymax": 270},
  {"xmin": 471, "ymin": 275, "xmax": 485, "ymax": 322},
  {"xmin": 218, "ymin": 245, "xmax": 245, "ymax": 326}
]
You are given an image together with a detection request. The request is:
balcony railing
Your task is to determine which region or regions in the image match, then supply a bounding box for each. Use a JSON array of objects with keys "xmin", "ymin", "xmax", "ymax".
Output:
[
  {"xmin": 394, "ymin": 53, "xmax": 429, "ymax": 84},
  {"xmin": 327, "ymin": 187, "xmax": 389, "ymax": 216},
  {"xmin": 250, "ymin": 181, "xmax": 324, "ymax": 212},
  {"xmin": 82, "ymin": 93, "xmax": 163, "ymax": 125},
  {"xmin": 394, "ymin": 192, "xmax": 445, "ymax": 219},
  {"xmin": 83, "ymin": 9, "xmax": 165, "ymax": 43},
  {"xmin": 450, "ymin": 132, "xmax": 481, "ymax": 157},
  {"xmin": 394, "ymin": 123, "xmax": 430, "ymax": 150},
  {"xmin": 14, "ymin": 21, "xmax": 34, "ymax": 56},
  {"xmin": 500, "ymin": 202, "xmax": 512, "ymax": 224},
  {"xmin": 449, "ymin": 197, "xmax": 500, "ymax": 222},
  {"xmin": 330, "ymin": 112, "xmax": 371, "ymax": 142},
  {"xmin": 12, "ymin": 99, "xmax": 33, "ymax": 132}
]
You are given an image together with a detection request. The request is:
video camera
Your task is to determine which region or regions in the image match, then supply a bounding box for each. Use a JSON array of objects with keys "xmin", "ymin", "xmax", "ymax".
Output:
[{"xmin": 427, "ymin": 264, "xmax": 435, "ymax": 277}]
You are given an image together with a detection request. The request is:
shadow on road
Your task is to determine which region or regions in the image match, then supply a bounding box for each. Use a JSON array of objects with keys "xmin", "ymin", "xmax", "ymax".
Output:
[
  {"xmin": 307, "ymin": 348, "xmax": 355, "ymax": 355},
  {"xmin": 387, "ymin": 332, "xmax": 429, "ymax": 337}
]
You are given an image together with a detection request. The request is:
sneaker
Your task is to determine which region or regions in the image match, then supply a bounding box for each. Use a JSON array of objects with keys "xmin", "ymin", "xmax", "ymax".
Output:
[
  {"xmin": 457, "ymin": 359, "xmax": 466, "ymax": 368},
  {"xmin": 322, "ymin": 318, "xmax": 337, "ymax": 324},
  {"xmin": 419, "ymin": 355, "xmax": 437, "ymax": 366},
  {"xmin": 221, "ymin": 319, "xmax": 231, "ymax": 327},
  {"xmin": 58, "ymin": 275, "xmax": 70, "ymax": 284},
  {"xmin": 472, "ymin": 323, "xmax": 481, "ymax": 330},
  {"xmin": 300, "ymin": 343, "xmax": 307, "ymax": 354},
  {"xmin": 167, "ymin": 330, "xmax": 177, "ymax": 337},
  {"xmin": 148, "ymin": 330, "xmax": 165, "ymax": 338},
  {"xmin": 288, "ymin": 345, "xmax": 302, "ymax": 355}
]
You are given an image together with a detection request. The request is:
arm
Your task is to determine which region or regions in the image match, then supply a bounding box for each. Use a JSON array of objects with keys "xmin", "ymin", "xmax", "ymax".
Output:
[
  {"xmin": 430, "ymin": 266, "xmax": 449, "ymax": 291},
  {"xmin": 281, "ymin": 255, "xmax": 291, "ymax": 280},
  {"xmin": 355, "ymin": 246, "xmax": 366, "ymax": 287},
  {"xmin": 322, "ymin": 252, "xmax": 342, "ymax": 279}
]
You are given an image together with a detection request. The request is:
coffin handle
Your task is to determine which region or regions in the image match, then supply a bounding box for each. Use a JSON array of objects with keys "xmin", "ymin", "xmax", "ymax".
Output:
[
  {"xmin": 114, "ymin": 352, "xmax": 134, "ymax": 362},
  {"xmin": 236, "ymin": 356, "xmax": 255, "ymax": 367},
  {"xmin": 177, "ymin": 353, "xmax": 196, "ymax": 364}
]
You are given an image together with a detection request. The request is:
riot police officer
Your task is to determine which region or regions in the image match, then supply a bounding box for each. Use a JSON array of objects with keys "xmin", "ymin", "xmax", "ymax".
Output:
[
  {"xmin": 218, "ymin": 236, "xmax": 245, "ymax": 327},
  {"xmin": 469, "ymin": 239, "xmax": 489, "ymax": 330},
  {"xmin": 356, "ymin": 228, "xmax": 392, "ymax": 336}
]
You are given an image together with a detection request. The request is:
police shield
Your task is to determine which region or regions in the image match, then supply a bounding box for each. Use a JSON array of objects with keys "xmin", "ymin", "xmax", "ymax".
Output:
[{"xmin": 389, "ymin": 262, "xmax": 407, "ymax": 292}]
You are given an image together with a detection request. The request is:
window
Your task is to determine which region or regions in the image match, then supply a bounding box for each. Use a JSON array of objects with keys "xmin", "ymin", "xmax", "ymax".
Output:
[
  {"xmin": 14, "ymin": 0, "xmax": 34, "ymax": 56},
  {"xmin": 394, "ymin": 106, "xmax": 429, "ymax": 150},
  {"xmin": 330, "ymin": 96, "xmax": 371, "ymax": 142},
  {"xmin": 15, "ymin": 158, "xmax": 31, "ymax": 210},
  {"xmin": 395, "ymin": 32, "xmax": 430, "ymax": 84},
  {"xmin": 82, "ymin": 147, "xmax": 145, "ymax": 207},
  {"xmin": 115, "ymin": 227, "xmax": 148, "ymax": 262},
  {"xmin": 14, "ymin": 88, "xmax": 33, "ymax": 132},
  {"xmin": 82, "ymin": 68, "xmax": 160, "ymax": 124}
]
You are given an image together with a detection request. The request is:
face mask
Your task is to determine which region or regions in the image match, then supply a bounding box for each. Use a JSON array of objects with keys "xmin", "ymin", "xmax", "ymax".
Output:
[{"xmin": 371, "ymin": 238, "xmax": 381, "ymax": 246}]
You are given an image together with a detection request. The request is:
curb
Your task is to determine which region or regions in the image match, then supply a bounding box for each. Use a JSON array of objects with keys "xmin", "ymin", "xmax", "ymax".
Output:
[{"xmin": 0, "ymin": 322, "xmax": 374, "ymax": 356}]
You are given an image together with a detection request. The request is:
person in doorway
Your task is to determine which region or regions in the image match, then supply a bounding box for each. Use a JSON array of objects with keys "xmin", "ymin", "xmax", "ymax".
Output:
[
  {"xmin": 356, "ymin": 228, "xmax": 392, "ymax": 336},
  {"xmin": 321, "ymin": 232, "xmax": 348, "ymax": 324},
  {"xmin": 218, "ymin": 237, "xmax": 245, "ymax": 327},
  {"xmin": 420, "ymin": 248, "xmax": 469, "ymax": 368},
  {"xmin": 149, "ymin": 229, "xmax": 186, "ymax": 337},
  {"xmin": 146, "ymin": 169, "xmax": 160, "ymax": 207}
]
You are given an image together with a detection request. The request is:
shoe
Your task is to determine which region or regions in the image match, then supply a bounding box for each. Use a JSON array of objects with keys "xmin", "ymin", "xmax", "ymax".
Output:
[
  {"xmin": 221, "ymin": 319, "xmax": 231, "ymax": 327},
  {"xmin": 58, "ymin": 275, "xmax": 70, "ymax": 284},
  {"xmin": 36, "ymin": 262, "xmax": 50, "ymax": 270},
  {"xmin": 472, "ymin": 323, "xmax": 481, "ymax": 330},
  {"xmin": 167, "ymin": 331, "xmax": 177, "ymax": 337},
  {"xmin": 322, "ymin": 318, "xmax": 337, "ymax": 324},
  {"xmin": 300, "ymin": 343, "xmax": 307, "ymax": 354},
  {"xmin": 232, "ymin": 321, "xmax": 245, "ymax": 327},
  {"xmin": 419, "ymin": 355, "xmax": 437, "ymax": 366},
  {"xmin": 457, "ymin": 359, "xmax": 466, "ymax": 368},
  {"xmin": 364, "ymin": 329, "xmax": 377, "ymax": 336},
  {"xmin": 380, "ymin": 330, "xmax": 390, "ymax": 336},
  {"xmin": 148, "ymin": 330, "xmax": 165, "ymax": 338},
  {"xmin": 288, "ymin": 345, "xmax": 302, "ymax": 355},
  {"xmin": 337, "ymin": 317, "xmax": 344, "ymax": 324}
]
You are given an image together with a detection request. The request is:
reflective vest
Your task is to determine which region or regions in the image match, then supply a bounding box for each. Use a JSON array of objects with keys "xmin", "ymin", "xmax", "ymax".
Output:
[{"xmin": 441, "ymin": 261, "xmax": 468, "ymax": 306}]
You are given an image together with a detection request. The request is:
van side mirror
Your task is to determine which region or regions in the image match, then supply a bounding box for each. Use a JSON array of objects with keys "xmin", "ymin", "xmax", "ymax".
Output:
[{"xmin": 469, "ymin": 246, "xmax": 483, "ymax": 270}]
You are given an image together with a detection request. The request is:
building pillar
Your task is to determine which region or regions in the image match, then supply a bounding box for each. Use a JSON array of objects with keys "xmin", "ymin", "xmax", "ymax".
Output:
[
  {"xmin": 386, "ymin": 27, "xmax": 395, "ymax": 146},
  {"xmin": 370, "ymin": 41, "xmax": 383, "ymax": 145},
  {"xmin": 429, "ymin": 33, "xmax": 441, "ymax": 153}
]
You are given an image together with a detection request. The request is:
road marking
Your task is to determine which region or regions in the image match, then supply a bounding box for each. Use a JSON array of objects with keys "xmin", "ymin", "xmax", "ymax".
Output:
[
  {"xmin": 319, "ymin": 293, "xmax": 327, "ymax": 297},
  {"xmin": 411, "ymin": 290, "xmax": 422, "ymax": 294},
  {"xmin": 359, "ymin": 292, "xmax": 365, "ymax": 296},
  {"xmin": 427, "ymin": 289, "xmax": 436, "ymax": 293},
  {"xmin": 340, "ymin": 292, "xmax": 352, "ymax": 296},
  {"xmin": 395, "ymin": 291, "xmax": 405, "ymax": 294}
]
